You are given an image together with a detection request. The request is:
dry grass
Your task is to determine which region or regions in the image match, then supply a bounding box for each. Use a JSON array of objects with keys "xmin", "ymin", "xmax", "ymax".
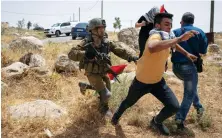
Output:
[
  {"xmin": 1, "ymin": 33, "xmax": 222, "ymax": 138},
  {"xmin": 1, "ymin": 35, "xmax": 18, "ymax": 45},
  {"xmin": 42, "ymin": 41, "xmax": 79, "ymax": 70},
  {"xmin": 1, "ymin": 27, "xmax": 46, "ymax": 40}
]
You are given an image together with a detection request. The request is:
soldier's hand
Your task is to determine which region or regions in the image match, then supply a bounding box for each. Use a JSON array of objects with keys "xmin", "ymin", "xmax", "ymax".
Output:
[
  {"xmin": 128, "ymin": 56, "xmax": 139, "ymax": 63},
  {"xmin": 178, "ymin": 30, "xmax": 199, "ymax": 42}
]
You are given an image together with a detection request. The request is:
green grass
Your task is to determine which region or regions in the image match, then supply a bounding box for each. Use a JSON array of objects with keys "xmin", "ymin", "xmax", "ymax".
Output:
[
  {"xmin": 109, "ymin": 75, "xmax": 131, "ymax": 109},
  {"xmin": 189, "ymin": 109, "xmax": 212, "ymax": 131}
]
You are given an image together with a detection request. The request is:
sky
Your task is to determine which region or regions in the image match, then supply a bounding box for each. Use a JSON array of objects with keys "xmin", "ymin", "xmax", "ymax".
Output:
[{"xmin": 1, "ymin": 0, "xmax": 222, "ymax": 32}]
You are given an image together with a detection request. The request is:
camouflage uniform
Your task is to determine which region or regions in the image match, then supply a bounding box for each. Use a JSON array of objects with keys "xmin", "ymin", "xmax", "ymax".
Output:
[{"xmin": 68, "ymin": 18, "xmax": 136, "ymax": 114}]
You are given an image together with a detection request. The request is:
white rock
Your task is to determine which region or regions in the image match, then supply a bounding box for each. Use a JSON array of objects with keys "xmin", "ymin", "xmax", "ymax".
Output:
[
  {"xmin": 208, "ymin": 44, "xmax": 220, "ymax": 53},
  {"xmin": 1, "ymin": 62, "xmax": 29, "ymax": 78},
  {"xmin": 111, "ymin": 41, "xmax": 137, "ymax": 55},
  {"xmin": 55, "ymin": 54, "xmax": 79, "ymax": 73},
  {"xmin": 117, "ymin": 27, "xmax": 139, "ymax": 50},
  {"xmin": 9, "ymin": 100, "xmax": 67, "ymax": 119},
  {"xmin": 29, "ymin": 54, "xmax": 46, "ymax": 67},
  {"xmin": 9, "ymin": 36, "xmax": 44, "ymax": 51}
]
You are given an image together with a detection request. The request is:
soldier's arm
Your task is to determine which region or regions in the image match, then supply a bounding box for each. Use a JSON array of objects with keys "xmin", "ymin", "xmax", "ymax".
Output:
[
  {"xmin": 68, "ymin": 39, "xmax": 86, "ymax": 61},
  {"xmin": 109, "ymin": 41, "xmax": 137, "ymax": 61}
]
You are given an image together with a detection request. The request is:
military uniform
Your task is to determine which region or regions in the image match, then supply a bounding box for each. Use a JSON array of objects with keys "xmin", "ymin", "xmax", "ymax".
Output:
[{"xmin": 68, "ymin": 18, "xmax": 137, "ymax": 114}]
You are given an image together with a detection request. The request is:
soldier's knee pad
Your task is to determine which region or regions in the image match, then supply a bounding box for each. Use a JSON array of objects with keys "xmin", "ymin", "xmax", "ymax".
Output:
[{"xmin": 99, "ymin": 88, "xmax": 111, "ymax": 103}]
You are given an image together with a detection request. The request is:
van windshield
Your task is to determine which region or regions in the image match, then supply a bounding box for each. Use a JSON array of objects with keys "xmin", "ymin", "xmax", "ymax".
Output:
[{"xmin": 52, "ymin": 23, "xmax": 61, "ymax": 27}]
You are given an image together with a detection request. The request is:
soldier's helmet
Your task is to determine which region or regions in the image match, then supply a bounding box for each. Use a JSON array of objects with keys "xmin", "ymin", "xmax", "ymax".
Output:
[{"xmin": 88, "ymin": 18, "xmax": 106, "ymax": 31}]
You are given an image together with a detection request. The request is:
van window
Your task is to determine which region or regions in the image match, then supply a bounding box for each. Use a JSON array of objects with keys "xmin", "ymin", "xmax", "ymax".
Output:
[
  {"xmin": 61, "ymin": 22, "xmax": 70, "ymax": 27},
  {"xmin": 52, "ymin": 23, "xmax": 61, "ymax": 27}
]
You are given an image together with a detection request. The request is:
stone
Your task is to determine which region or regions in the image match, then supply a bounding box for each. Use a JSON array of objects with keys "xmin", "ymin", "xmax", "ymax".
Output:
[
  {"xmin": 117, "ymin": 27, "xmax": 139, "ymax": 50},
  {"xmin": 55, "ymin": 54, "xmax": 79, "ymax": 74},
  {"xmin": 9, "ymin": 36, "xmax": 44, "ymax": 51},
  {"xmin": 1, "ymin": 62, "xmax": 29, "ymax": 78},
  {"xmin": 9, "ymin": 100, "xmax": 67, "ymax": 119},
  {"xmin": 208, "ymin": 44, "xmax": 220, "ymax": 53}
]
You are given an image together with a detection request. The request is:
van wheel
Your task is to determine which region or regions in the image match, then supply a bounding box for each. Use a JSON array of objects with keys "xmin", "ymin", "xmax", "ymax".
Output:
[
  {"xmin": 66, "ymin": 33, "xmax": 70, "ymax": 36},
  {"xmin": 55, "ymin": 31, "xmax": 60, "ymax": 37}
]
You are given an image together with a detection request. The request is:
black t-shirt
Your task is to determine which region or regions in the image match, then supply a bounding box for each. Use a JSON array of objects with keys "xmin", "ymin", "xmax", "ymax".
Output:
[{"xmin": 137, "ymin": 16, "xmax": 154, "ymax": 39}]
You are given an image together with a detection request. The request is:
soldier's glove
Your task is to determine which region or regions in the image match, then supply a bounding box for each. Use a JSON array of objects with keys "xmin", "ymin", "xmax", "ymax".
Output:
[{"xmin": 128, "ymin": 56, "xmax": 139, "ymax": 63}]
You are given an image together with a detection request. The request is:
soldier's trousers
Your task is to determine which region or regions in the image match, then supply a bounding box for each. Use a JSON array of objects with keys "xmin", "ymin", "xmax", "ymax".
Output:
[
  {"xmin": 87, "ymin": 73, "xmax": 111, "ymax": 92},
  {"xmin": 87, "ymin": 73, "xmax": 112, "ymax": 113}
]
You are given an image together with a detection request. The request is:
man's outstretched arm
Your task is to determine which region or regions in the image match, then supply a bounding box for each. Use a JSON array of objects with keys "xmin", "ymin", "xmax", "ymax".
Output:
[{"xmin": 148, "ymin": 30, "xmax": 197, "ymax": 53}]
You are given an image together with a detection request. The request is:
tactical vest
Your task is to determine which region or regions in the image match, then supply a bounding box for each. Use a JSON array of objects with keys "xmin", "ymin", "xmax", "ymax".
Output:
[{"xmin": 79, "ymin": 37, "xmax": 111, "ymax": 74}]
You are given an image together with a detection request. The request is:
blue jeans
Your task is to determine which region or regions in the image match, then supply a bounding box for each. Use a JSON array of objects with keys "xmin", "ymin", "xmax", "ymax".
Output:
[{"xmin": 173, "ymin": 62, "xmax": 203, "ymax": 122}]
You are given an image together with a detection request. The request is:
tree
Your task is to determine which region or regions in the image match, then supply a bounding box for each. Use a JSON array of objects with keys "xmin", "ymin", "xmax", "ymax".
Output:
[
  {"xmin": 17, "ymin": 18, "xmax": 25, "ymax": 29},
  {"xmin": 33, "ymin": 23, "xmax": 39, "ymax": 28},
  {"xmin": 27, "ymin": 21, "xmax": 32, "ymax": 30},
  {"xmin": 113, "ymin": 17, "xmax": 122, "ymax": 33},
  {"xmin": 113, "ymin": 22, "xmax": 117, "ymax": 33},
  {"xmin": 17, "ymin": 18, "xmax": 25, "ymax": 33}
]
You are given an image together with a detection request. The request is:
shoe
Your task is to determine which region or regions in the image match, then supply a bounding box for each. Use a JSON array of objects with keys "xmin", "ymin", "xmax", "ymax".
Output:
[
  {"xmin": 175, "ymin": 119, "xmax": 185, "ymax": 129},
  {"xmin": 99, "ymin": 103, "xmax": 112, "ymax": 116},
  {"xmin": 78, "ymin": 82, "xmax": 87, "ymax": 95},
  {"xmin": 111, "ymin": 113, "xmax": 119, "ymax": 126},
  {"xmin": 175, "ymin": 120, "xmax": 195, "ymax": 136},
  {"xmin": 196, "ymin": 107, "xmax": 204, "ymax": 118},
  {"xmin": 150, "ymin": 117, "xmax": 170, "ymax": 136}
]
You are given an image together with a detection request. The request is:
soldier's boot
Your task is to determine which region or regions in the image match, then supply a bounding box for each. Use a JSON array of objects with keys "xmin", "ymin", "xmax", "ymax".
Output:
[
  {"xmin": 78, "ymin": 82, "xmax": 95, "ymax": 95},
  {"xmin": 98, "ymin": 88, "xmax": 112, "ymax": 117}
]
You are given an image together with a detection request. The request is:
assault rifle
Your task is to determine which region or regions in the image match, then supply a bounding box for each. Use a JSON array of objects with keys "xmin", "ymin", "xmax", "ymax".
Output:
[{"xmin": 84, "ymin": 42, "xmax": 121, "ymax": 83}]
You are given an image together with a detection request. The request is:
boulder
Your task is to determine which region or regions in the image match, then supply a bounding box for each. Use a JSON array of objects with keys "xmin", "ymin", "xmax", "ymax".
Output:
[
  {"xmin": 9, "ymin": 100, "xmax": 67, "ymax": 119},
  {"xmin": 117, "ymin": 27, "xmax": 139, "ymax": 50},
  {"xmin": 29, "ymin": 54, "xmax": 46, "ymax": 67},
  {"xmin": 9, "ymin": 36, "xmax": 43, "ymax": 51},
  {"xmin": 1, "ymin": 62, "xmax": 29, "ymax": 78},
  {"xmin": 208, "ymin": 44, "xmax": 220, "ymax": 53},
  {"xmin": 55, "ymin": 54, "xmax": 79, "ymax": 74},
  {"xmin": 19, "ymin": 53, "xmax": 46, "ymax": 67},
  {"xmin": 111, "ymin": 41, "xmax": 137, "ymax": 55}
]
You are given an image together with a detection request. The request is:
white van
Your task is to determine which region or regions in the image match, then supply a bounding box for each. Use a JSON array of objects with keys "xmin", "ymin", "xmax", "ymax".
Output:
[{"xmin": 44, "ymin": 22, "xmax": 78, "ymax": 37}]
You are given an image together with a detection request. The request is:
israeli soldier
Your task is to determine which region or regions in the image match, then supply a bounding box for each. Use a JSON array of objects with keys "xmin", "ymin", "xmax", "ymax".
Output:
[{"xmin": 68, "ymin": 18, "xmax": 138, "ymax": 116}]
